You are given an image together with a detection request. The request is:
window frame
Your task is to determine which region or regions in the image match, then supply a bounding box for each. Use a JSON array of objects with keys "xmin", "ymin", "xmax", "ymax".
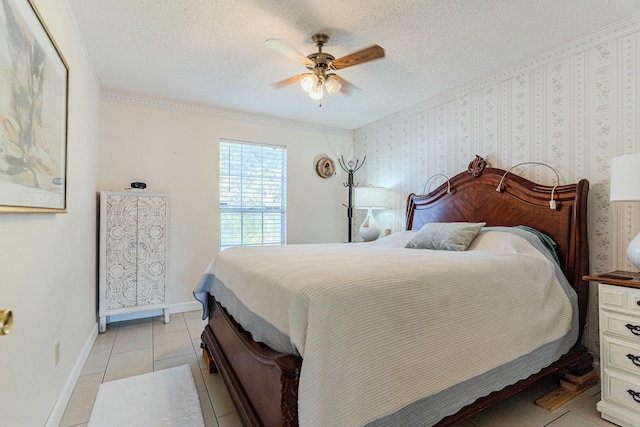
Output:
[{"xmin": 219, "ymin": 140, "xmax": 287, "ymax": 249}]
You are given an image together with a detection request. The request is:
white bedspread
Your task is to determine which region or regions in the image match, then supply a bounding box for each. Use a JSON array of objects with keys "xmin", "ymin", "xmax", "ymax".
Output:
[{"xmin": 194, "ymin": 228, "xmax": 577, "ymax": 426}]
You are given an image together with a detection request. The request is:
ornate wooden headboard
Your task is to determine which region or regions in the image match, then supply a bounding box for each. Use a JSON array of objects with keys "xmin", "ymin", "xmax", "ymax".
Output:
[{"xmin": 405, "ymin": 157, "xmax": 590, "ymax": 340}]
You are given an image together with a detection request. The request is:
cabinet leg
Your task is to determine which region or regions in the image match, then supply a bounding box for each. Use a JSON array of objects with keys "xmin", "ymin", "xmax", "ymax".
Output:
[
  {"xmin": 163, "ymin": 308, "xmax": 170, "ymax": 324},
  {"xmin": 99, "ymin": 317, "xmax": 106, "ymax": 333}
]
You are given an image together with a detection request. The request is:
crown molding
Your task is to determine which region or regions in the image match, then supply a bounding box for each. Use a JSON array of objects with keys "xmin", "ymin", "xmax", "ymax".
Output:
[{"xmin": 101, "ymin": 91, "xmax": 353, "ymax": 137}]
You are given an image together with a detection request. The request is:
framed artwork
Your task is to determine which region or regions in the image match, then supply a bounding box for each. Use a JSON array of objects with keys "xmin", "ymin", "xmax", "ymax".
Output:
[{"xmin": 0, "ymin": 0, "xmax": 69, "ymax": 212}]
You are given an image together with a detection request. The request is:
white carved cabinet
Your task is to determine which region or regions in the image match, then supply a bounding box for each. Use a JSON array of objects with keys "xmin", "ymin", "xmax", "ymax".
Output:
[{"xmin": 99, "ymin": 190, "xmax": 169, "ymax": 333}]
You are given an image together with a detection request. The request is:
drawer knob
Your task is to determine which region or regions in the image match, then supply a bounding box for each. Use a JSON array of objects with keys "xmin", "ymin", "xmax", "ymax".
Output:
[
  {"xmin": 625, "ymin": 323, "xmax": 640, "ymax": 336},
  {"xmin": 628, "ymin": 389, "xmax": 640, "ymax": 403},
  {"xmin": 627, "ymin": 354, "xmax": 640, "ymax": 367}
]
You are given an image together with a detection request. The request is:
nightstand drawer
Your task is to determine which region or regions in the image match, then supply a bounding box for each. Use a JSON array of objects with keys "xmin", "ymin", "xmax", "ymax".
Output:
[
  {"xmin": 602, "ymin": 369, "xmax": 640, "ymax": 414},
  {"xmin": 603, "ymin": 335, "xmax": 640, "ymax": 377},
  {"xmin": 591, "ymin": 275, "xmax": 640, "ymax": 425},
  {"xmin": 600, "ymin": 310, "xmax": 640, "ymax": 341},
  {"xmin": 600, "ymin": 283, "xmax": 640, "ymax": 314}
]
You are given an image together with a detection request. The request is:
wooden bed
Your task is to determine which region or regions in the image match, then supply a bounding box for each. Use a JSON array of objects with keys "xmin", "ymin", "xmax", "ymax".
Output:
[{"xmin": 200, "ymin": 156, "xmax": 593, "ymax": 426}]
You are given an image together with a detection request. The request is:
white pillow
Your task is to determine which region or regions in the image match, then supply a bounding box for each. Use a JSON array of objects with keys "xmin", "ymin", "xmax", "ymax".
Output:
[{"xmin": 368, "ymin": 230, "xmax": 417, "ymax": 248}]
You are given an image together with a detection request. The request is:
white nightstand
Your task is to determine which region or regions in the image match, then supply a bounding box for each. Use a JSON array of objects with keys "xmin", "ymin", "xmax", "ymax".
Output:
[{"xmin": 585, "ymin": 271, "xmax": 640, "ymax": 426}]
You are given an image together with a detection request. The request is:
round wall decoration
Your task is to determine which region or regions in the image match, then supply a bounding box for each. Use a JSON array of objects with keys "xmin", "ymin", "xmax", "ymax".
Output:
[{"xmin": 316, "ymin": 157, "xmax": 335, "ymax": 178}]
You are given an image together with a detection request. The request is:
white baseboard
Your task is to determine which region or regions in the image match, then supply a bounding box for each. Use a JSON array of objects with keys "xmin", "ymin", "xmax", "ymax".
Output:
[
  {"xmin": 45, "ymin": 300, "xmax": 203, "ymax": 425},
  {"xmin": 106, "ymin": 300, "xmax": 202, "ymax": 323},
  {"xmin": 45, "ymin": 323, "xmax": 99, "ymax": 427},
  {"xmin": 170, "ymin": 300, "xmax": 201, "ymax": 314}
]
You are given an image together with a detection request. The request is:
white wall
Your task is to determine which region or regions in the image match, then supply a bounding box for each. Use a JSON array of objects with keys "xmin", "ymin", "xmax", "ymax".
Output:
[
  {"xmin": 0, "ymin": 1, "xmax": 101, "ymax": 426},
  {"xmin": 354, "ymin": 15, "xmax": 640, "ymax": 357},
  {"xmin": 99, "ymin": 96, "xmax": 354, "ymax": 308}
]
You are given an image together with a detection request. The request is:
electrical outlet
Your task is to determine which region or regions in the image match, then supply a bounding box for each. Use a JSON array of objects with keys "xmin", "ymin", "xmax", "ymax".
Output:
[{"xmin": 55, "ymin": 341, "xmax": 60, "ymax": 366}]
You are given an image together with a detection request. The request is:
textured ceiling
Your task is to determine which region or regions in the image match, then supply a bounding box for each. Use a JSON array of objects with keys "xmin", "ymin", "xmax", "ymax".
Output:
[{"xmin": 67, "ymin": 0, "xmax": 640, "ymax": 130}]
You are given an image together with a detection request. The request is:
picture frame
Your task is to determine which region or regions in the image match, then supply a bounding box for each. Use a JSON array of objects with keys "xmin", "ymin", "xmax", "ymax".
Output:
[
  {"xmin": 315, "ymin": 156, "xmax": 335, "ymax": 178},
  {"xmin": 0, "ymin": 0, "xmax": 69, "ymax": 213}
]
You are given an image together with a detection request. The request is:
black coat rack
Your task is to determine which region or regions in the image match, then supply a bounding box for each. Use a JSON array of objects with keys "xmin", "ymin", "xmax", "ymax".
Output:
[{"xmin": 339, "ymin": 155, "xmax": 366, "ymax": 242}]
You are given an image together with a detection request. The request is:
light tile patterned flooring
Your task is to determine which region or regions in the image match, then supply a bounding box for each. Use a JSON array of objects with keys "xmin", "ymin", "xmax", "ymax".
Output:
[
  {"xmin": 60, "ymin": 311, "xmax": 241, "ymax": 427},
  {"xmin": 60, "ymin": 311, "xmax": 616, "ymax": 427}
]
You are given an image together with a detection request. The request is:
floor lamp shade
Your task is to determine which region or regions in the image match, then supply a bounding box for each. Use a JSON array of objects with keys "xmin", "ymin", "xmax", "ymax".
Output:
[
  {"xmin": 355, "ymin": 186, "xmax": 388, "ymax": 241},
  {"xmin": 610, "ymin": 153, "xmax": 640, "ymax": 268}
]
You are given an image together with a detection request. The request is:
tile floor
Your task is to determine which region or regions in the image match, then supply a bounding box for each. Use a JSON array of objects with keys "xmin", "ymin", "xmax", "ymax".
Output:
[
  {"xmin": 60, "ymin": 311, "xmax": 241, "ymax": 427},
  {"xmin": 60, "ymin": 311, "xmax": 616, "ymax": 427}
]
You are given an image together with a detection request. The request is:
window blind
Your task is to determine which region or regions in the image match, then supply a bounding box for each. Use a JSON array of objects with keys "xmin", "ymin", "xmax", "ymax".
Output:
[{"xmin": 219, "ymin": 141, "xmax": 286, "ymax": 249}]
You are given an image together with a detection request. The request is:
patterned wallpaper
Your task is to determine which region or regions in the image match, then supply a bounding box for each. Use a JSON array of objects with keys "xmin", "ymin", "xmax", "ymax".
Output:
[{"xmin": 354, "ymin": 14, "xmax": 640, "ymax": 355}]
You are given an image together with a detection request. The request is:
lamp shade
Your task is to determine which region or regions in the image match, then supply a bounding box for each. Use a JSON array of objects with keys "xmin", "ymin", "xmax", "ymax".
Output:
[
  {"xmin": 610, "ymin": 153, "xmax": 640, "ymax": 201},
  {"xmin": 325, "ymin": 75, "xmax": 342, "ymax": 95},
  {"xmin": 309, "ymin": 83, "xmax": 323, "ymax": 100},
  {"xmin": 610, "ymin": 152, "xmax": 640, "ymax": 269},
  {"xmin": 354, "ymin": 186, "xmax": 388, "ymax": 209},
  {"xmin": 300, "ymin": 74, "xmax": 318, "ymax": 93}
]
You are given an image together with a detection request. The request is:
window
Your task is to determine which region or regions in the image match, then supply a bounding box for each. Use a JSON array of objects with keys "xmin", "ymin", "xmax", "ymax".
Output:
[{"xmin": 219, "ymin": 140, "xmax": 286, "ymax": 249}]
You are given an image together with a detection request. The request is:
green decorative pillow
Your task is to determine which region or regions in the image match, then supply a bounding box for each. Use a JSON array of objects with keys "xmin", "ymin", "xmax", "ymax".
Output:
[{"xmin": 405, "ymin": 222, "xmax": 486, "ymax": 251}]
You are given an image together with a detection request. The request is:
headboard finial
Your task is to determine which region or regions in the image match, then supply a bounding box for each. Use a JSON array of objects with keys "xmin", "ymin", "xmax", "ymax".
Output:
[{"xmin": 467, "ymin": 155, "xmax": 487, "ymax": 178}]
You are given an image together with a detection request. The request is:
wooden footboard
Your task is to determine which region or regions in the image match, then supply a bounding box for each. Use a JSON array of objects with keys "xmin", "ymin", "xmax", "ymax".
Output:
[{"xmin": 201, "ymin": 295, "xmax": 301, "ymax": 427}]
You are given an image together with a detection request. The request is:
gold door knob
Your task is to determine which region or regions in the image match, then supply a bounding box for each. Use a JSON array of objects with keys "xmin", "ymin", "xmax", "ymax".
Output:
[{"xmin": 0, "ymin": 309, "xmax": 13, "ymax": 336}]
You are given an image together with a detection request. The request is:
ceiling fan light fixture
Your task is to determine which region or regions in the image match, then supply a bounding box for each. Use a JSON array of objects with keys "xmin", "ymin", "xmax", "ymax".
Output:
[
  {"xmin": 325, "ymin": 74, "xmax": 342, "ymax": 95},
  {"xmin": 266, "ymin": 33, "xmax": 384, "ymax": 100},
  {"xmin": 300, "ymin": 74, "xmax": 318, "ymax": 93},
  {"xmin": 309, "ymin": 83, "xmax": 324, "ymax": 100}
]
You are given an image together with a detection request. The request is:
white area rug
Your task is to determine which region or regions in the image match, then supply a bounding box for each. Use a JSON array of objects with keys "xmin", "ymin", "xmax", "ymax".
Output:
[{"xmin": 88, "ymin": 364, "xmax": 204, "ymax": 427}]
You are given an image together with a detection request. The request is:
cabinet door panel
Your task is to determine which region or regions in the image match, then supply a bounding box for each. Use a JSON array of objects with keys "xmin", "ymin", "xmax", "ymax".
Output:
[
  {"xmin": 136, "ymin": 195, "xmax": 167, "ymax": 306},
  {"xmin": 105, "ymin": 194, "xmax": 138, "ymax": 309}
]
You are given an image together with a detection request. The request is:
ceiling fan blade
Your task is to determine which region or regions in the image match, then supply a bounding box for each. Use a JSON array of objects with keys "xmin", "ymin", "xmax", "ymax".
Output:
[
  {"xmin": 330, "ymin": 75, "xmax": 359, "ymax": 96},
  {"xmin": 269, "ymin": 73, "xmax": 310, "ymax": 89},
  {"xmin": 328, "ymin": 45, "xmax": 385, "ymax": 70},
  {"xmin": 264, "ymin": 38, "xmax": 316, "ymax": 68}
]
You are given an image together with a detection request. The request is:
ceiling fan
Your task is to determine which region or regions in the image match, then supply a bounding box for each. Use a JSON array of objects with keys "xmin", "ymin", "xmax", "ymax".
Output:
[{"xmin": 265, "ymin": 33, "xmax": 385, "ymax": 100}]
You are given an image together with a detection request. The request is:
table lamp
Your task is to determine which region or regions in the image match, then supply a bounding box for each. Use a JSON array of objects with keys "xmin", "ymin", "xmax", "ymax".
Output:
[
  {"xmin": 610, "ymin": 153, "xmax": 640, "ymax": 269},
  {"xmin": 354, "ymin": 186, "xmax": 388, "ymax": 241}
]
